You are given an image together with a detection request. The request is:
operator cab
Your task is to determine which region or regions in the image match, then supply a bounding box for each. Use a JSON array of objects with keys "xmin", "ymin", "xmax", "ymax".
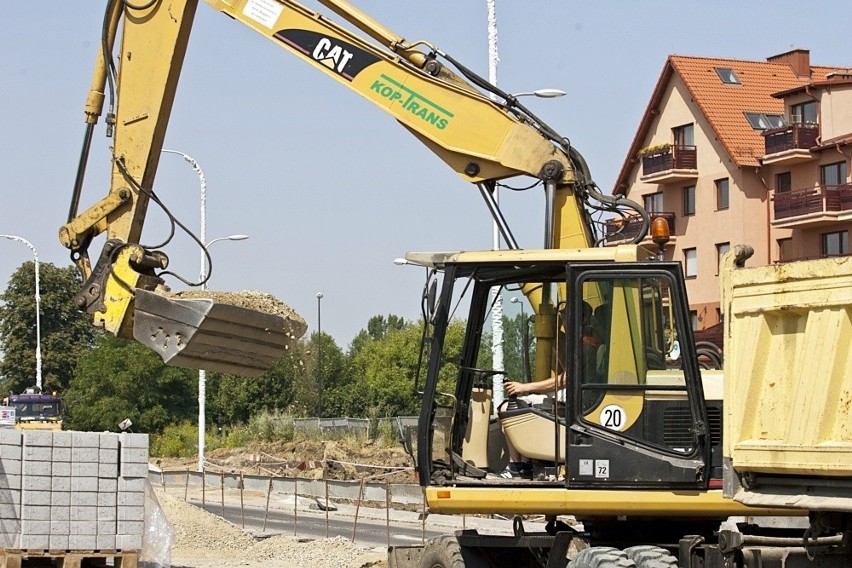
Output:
[{"xmin": 412, "ymin": 247, "xmax": 718, "ymax": 491}]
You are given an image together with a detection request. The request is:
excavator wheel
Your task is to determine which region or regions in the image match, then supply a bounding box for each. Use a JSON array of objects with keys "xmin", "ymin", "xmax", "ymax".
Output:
[
  {"xmin": 570, "ymin": 547, "xmax": 636, "ymax": 568},
  {"xmin": 417, "ymin": 536, "xmax": 487, "ymax": 568},
  {"xmin": 623, "ymin": 546, "xmax": 678, "ymax": 568}
]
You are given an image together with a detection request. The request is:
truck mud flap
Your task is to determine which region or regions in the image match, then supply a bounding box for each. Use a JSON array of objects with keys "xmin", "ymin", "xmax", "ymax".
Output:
[{"xmin": 132, "ymin": 289, "xmax": 305, "ymax": 377}]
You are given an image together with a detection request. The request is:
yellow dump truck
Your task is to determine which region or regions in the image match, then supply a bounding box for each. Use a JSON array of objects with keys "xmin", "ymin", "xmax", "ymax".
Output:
[{"xmin": 721, "ymin": 246, "xmax": 852, "ymax": 539}]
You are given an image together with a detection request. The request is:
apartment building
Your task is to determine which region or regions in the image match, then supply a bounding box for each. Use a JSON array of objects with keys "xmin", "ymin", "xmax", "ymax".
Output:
[{"xmin": 609, "ymin": 49, "xmax": 852, "ymax": 331}]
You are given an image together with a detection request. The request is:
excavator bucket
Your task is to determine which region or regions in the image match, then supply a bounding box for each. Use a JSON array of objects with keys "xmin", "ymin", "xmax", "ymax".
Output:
[{"xmin": 132, "ymin": 289, "xmax": 307, "ymax": 377}]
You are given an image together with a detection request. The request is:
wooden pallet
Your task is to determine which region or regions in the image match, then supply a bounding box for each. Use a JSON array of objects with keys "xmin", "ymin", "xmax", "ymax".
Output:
[{"xmin": 0, "ymin": 548, "xmax": 138, "ymax": 568}]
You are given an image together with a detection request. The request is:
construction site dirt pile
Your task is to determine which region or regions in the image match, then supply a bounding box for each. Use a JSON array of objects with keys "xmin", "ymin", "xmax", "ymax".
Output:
[
  {"xmin": 158, "ymin": 488, "xmax": 386, "ymax": 568},
  {"xmin": 158, "ymin": 439, "xmax": 415, "ymax": 483}
]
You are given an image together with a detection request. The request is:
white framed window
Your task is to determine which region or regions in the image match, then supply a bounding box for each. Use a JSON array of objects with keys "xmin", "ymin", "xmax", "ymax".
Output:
[
  {"xmin": 716, "ymin": 178, "xmax": 729, "ymax": 210},
  {"xmin": 684, "ymin": 248, "xmax": 697, "ymax": 278},
  {"xmin": 643, "ymin": 192, "xmax": 664, "ymax": 213},
  {"xmin": 822, "ymin": 231, "xmax": 849, "ymax": 257},
  {"xmin": 715, "ymin": 242, "xmax": 730, "ymax": 275},
  {"xmin": 683, "ymin": 185, "xmax": 696, "ymax": 216}
]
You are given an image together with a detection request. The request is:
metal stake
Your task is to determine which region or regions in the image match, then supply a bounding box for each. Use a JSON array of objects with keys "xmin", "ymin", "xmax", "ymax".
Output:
[
  {"xmin": 352, "ymin": 478, "xmax": 365, "ymax": 543},
  {"xmin": 220, "ymin": 471, "xmax": 225, "ymax": 518},
  {"xmin": 324, "ymin": 466, "xmax": 330, "ymax": 538},
  {"xmin": 385, "ymin": 479, "xmax": 391, "ymax": 548},
  {"xmin": 239, "ymin": 473, "xmax": 245, "ymax": 529},
  {"xmin": 293, "ymin": 477, "xmax": 298, "ymax": 537},
  {"xmin": 262, "ymin": 477, "xmax": 272, "ymax": 532}
]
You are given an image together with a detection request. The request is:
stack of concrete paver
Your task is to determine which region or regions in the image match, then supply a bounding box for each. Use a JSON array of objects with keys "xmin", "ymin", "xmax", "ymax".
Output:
[{"xmin": 0, "ymin": 430, "xmax": 149, "ymax": 550}]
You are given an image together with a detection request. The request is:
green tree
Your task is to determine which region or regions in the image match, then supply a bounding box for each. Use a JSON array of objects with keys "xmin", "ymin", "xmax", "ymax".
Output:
[
  {"xmin": 345, "ymin": 319, "xmax": 466, "ymax": 417},
  {"xmin": 63, "ymin": 335, "xmax": 195, "ymax": 433},
  {"xmin": 290, "ymin": 332, "xmax": 345, "ymax": 417},
  {"xmin": 0, "ymin": 262, "xmax": 94, "ymax": 394},
  {"xmin": 503, "ymin": 312, "xmax": 534, "ymax": 382},
  {"xmin": 348, "ymin": 314, "xmax": 406, "ymax": 355},
  {"xmin": 206, "ymin": 339, "xmax": 307, "ymax": 427}
]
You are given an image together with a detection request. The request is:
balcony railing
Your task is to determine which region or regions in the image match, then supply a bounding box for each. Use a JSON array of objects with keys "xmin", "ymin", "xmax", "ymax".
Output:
[
  {"xmin": 773, "ymin": 184, "xmax": 852, "ymax": 220},
  {"xmin": 763, "ymin": 123, "xmax": 819, "ymax": 155},
  {"xmin": 605, "ymin": 212, "xmax": 676, "ymax": 244},
  {"xmin": 641, "ymin": 146, "xmax": 697, "ymax": 176}
]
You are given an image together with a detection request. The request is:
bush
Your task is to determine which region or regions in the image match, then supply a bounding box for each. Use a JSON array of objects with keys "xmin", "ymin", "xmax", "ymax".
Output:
[
  {"xmin": 218, "ymin": 410, "xmax": 295, "ymax": 449},
  {"xmin": 374, "ymin": 418, "xmax": 399, "ymax": 447},
  {"xmin": 151, "ymin": 421, "xmax": 198, "ymax": 458}
]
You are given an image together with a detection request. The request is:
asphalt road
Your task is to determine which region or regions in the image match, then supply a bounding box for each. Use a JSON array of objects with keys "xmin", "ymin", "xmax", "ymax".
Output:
[{"xmin": 190, "ymin": 496, "xmax": 444, "ymax": 548}]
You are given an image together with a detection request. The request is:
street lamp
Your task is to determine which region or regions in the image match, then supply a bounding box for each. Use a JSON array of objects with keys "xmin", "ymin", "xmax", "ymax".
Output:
[
  {"xmin": 162, "ymin": 148, "xmax": 251, "ymax": 473},
  {"xmin": 511, "ymin": 88, "xmax": 567, "ymax": 99},
  {"xmin": 197, "ymin": 234, "xmax": 248, "ymax": 473},
  {"xmin": 1, "ymin": 235, "xmax": 42, "ymax": 390},
  {"xmin": 202, "ymin": 235, "xmax": 250, "ymax": 287},
  {"xmin": 316, "ymin": 292, "xmax": 323, "ymax": 417}
]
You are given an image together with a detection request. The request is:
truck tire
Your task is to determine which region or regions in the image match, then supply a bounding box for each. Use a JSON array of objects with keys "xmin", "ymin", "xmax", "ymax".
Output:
[
  {"xmin": 571, "ymin": 547, "xmax": 636, "ymax": 568},
  {"xmin": 624, "ymin": 546, "xmax": 678, "ymax": 568},
  {"xmin": 417, "ymin": 535, "xmax": 485, "ymax": 568}
]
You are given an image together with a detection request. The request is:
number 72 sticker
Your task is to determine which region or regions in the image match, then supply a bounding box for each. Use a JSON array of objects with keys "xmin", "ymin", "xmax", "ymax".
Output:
[{"xmin": 599, "ymin": 404, "xmax": 627, "ymax": 431}]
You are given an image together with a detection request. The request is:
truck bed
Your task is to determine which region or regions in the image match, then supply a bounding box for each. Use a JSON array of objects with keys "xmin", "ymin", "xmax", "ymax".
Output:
[{"xmin": 722, "ymin": 251, "xmax": 852, "ymax": 511}]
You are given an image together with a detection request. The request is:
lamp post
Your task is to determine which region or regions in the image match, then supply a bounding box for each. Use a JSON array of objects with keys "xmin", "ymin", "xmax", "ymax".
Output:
[
  {"xmin": 316, "ymin": 292, "xmax": 323, "ymax": 417},
  {"xmin": 511, "ymin": 88, "xmax": 568, "ymax": 99},
  {"xmin": 486, "ymin": 0, "xmax": 506, "ymax": 410},
  {"xmin": 162, "ymin": 147, "xmax": 252, "ymax": 473},
  {"xmin": 484, "ymin": 0, "xmax": 564, "ymax": 406},
  {"xmin": 1, "ymin": 235, "xmax": 42, "ymax": 390},
  {"xmin": 197, "ymin": 234, "xmax": 248, "ymax": 473}
]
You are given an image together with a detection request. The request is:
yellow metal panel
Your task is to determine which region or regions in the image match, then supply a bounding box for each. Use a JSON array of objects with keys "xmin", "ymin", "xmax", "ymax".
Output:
[
  {"xmin": 94, "ymin": 246, "xmax": 144, "ymax": 338},
  {"xmin": 205, "ymin": 0, "xmax": 572, "ymax": 183},
  {"xmin": 425, "ymin": 487, "xmax": 802, "ymax": 517},
  {"xmin": 723, "ymin": 255, "xmax": 852, "ymax": 477},
  {"xmin": 583, "ymin": 392, "xmax": 644, "ymax": 431}
]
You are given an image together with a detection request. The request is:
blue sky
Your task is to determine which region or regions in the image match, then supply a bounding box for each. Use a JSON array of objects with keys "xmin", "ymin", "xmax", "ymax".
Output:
[{"xmin": 1, "ymin": 1, "xmax": 849, "ymax": 347}]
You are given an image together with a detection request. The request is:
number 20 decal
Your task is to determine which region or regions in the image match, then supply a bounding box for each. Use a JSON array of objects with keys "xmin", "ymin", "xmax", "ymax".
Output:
[{"xmin": 599, "ymin": 404, "xmax": 627, "ymax": 431}]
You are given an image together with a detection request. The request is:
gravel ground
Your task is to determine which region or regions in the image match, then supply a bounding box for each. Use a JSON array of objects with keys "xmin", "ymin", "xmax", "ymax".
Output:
[{"xmin": 155, "ymin": 488, "xmax": 386, "ymax": 568}]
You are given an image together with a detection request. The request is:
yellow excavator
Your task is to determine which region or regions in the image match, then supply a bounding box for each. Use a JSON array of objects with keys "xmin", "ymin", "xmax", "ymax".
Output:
[{"xmin": 61, "ymin": 1, "xmax": 851, "ymax": 566}]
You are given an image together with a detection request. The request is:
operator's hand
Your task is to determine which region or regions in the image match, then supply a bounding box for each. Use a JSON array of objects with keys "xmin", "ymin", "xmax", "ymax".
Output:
[{"xmin": 504, "ymin": 381, "xmax": 529, "ymax": 398}]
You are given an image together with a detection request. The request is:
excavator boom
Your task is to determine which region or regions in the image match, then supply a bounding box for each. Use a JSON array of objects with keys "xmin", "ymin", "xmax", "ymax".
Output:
[{"xmin": 61, "ymin": 0, "xmax": 645, "ymax": 377}]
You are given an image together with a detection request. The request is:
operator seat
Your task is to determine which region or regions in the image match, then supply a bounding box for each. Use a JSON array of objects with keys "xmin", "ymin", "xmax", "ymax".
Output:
[{"xmin": 498, "ymin": 398, "xmax": 566, "ymax": 462}]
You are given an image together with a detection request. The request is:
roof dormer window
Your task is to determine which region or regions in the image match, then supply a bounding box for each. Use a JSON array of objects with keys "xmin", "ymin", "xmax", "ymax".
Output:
[
  {"xmin": 714, "ymin": 67, "xmax": 741, "ymax": 84},
  {"xmin": 744, "ymin": 112, "xmax": 784, "ymax": 130}
]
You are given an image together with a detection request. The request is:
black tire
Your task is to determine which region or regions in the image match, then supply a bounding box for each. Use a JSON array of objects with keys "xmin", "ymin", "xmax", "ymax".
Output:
[
  {"xmin": 418, "ymin": 535, "xmax": 487, "ymax": 568},
  {"xmin": 571, "ymin": 546, "xmax": 636, "ymax": 568},
  {"xmin": 624, "ymin": 545, "xmax": 678, "ymax": 568}
]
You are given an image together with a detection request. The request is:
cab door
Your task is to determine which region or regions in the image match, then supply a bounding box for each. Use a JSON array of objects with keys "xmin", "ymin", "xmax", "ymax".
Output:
[{"xmin": 564, "ymin": 263, "xmax": 710, "ymax": 489}]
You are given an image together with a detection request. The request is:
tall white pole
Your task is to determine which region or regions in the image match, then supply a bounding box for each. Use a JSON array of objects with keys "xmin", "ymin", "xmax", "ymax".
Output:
[
  {"xmin": 316, "ymin": 292, "xmax": 323, "ymax": 417},
  {"xmin": 486, "ymin": 0, "xmax": 505, "ymax": 409},
  {"xmin": 1, "ymin": 235, "xmax": 42, "ymax": 391},
  {"xmin": 162, "ymin": 149, "xmax": 207, "ymax": 473}
]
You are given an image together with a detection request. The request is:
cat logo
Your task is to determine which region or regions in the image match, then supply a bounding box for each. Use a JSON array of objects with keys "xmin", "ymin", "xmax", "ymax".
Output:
[
  {"xmin": 312, "ymin": 37, "xmax": 354, "ymax": 75},
  {"xmin": 274, "ymin": 29, "xmax": 379, "ymax": 82}
]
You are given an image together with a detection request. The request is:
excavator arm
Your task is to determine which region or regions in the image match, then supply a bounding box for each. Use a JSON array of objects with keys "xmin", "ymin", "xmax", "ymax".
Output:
[{"xmin": 59, "ymin": 0, "xmax": 647, "ymax": 377}]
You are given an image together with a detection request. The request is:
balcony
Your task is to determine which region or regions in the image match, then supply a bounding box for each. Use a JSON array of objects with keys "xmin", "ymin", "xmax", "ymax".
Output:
[
  {"xmin": 761, "ymin": 124, "xmax": 819, "ymax": 165},
  {"xmin": 772, "ymin": 184, "xmax": 852, "ymax": 228},
  {"xmin": 640, "ymin": 145, "xmax": 698, "ymax": 184},
  {"xmin": 605, "ymin": 212, "xmax": 677, "ymax": 245}
]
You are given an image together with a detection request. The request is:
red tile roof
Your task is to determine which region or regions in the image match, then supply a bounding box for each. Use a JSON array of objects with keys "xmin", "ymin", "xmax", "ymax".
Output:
[{"xmin": 613, "ymin": 53, "xmax": 852, "ymax": 195}]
